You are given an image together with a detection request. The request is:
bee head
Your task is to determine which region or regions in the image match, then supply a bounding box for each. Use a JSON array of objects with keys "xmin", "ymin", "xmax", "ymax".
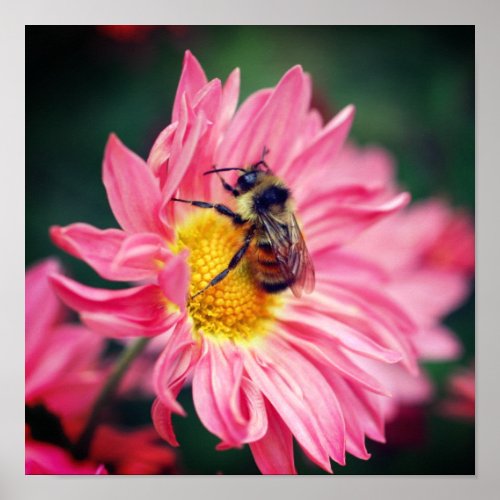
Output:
[{"xmin": 204, "ymin": 149, "xmax": 271, "ymax": 194}]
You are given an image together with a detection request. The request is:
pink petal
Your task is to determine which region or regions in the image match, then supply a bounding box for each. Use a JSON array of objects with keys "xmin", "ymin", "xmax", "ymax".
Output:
[
  {"xmin": 158, "ymin": 250, "xmax": 190, "ymax": 310},
  {"xmin": 215, "ymin": 88, "xmax": 272, "ymax": 168},
  {"xmin": 323, "ymin": 371, "xmax": 385, "ymax": 454},
  {"xmin": 153, "ymin": 318, "xmax": 199, "ymax": 416},
  {"xmin": 346, "ymin": 198, "xmax": 450, "ymax": 274},
  {"xmin": 314, "ymin": 279, "xmax": 416, "ymax": 341},
  {"xmin": 281, "ymin": 306, "xmax": 402, "ymax": 364},
  {"xmin": 167, "ymin": 74, "xmax": 241, "ymax": 208},
  {"xmin": 217, "ymin": 68, "xmax": 240, "ymax": 139},
  {"xmin": 179, "ymin": 69, "xmax": 240, "ymax": 200},
  {"xmin": 347, "ymin": 382, "xmax": 387, "ymax": 443},
  {"xmin": 440, "ymin": 369, "xmax": 475, "ymax": 421},
  {"xmin": 303, "ymin": 192, "xmax": 411, "ymax": 253},
  {"xmin": 147, "ymin": 122, "xmax": 178, "ymax": 177},
  {"xmin": 25, "ymin": 259, "xmax": 64, "ymax": 374},
  {"xmin": 26, "ymin": 324, "xmax": 102, "ymax": 404},
  {"xmin": 216, "ymin": 66, "xmax": 308, "ymax": 171},
  {"xmin": 284, "ymin": 104, "xmax": 355, "ymax": 190},
  {"xmin": 215, "ymin": 441, "xmax": 241, "ymax": 451},
  {"xmin": 313, "ymin": 248, "xmax": 390, "ymax": 285},
  {"xmin": 192, "ymin": 78, "xmax": 222, "ymax": 123},
  {"xmin": 425, "ymin": 209, "xmax": 475, "ymax": 273},
  {"xmin": 78, "ymin": 312, "xmax": 171, "ymax": 339},
  {"xmin": 244, "ymin": 337, "xmax": 348, "ymax": 472},
  {"xmin": 328, "ymin": 281, "xmax": 418, "ymax": 373},
  {"xmin": 151, "ymin": 398, "xmax": 180, "ymax": 447},
  {"xmin": 167, "ymin": 82, "xmax": 223, "ymax": 205},
  {"xmin": 303, "ymin": 109, "xmax": 323, "ymax": 140},
  {"xmin": 308, "ymin": 281, "xmax": 418, "ymax": 373},
  {"xmin": 25, "ymin": 441, "xmax": 102, "ymax": 475},
  {"xmin": 50, "ymin": 273, "xmax": 161, "ymax": 316},
  {"xmin": 193, "ymin": 341, "xmax": 240, "ymax": 444},
  {"xmin": 249, "ymin": 399, "xmax": 297, "ymax": 475},
  {"xmin": 388, "ymin": 269, "xmax": 470, "ymax": 326},
  {"xmin": 192, "ymin": 339, "xmax": 267, "ymax": 446},
  {"xmin": 42, "ymin": 379, "xmax": 103, "ymax": 420},
  {"xmin": 449, "ymin": 370, "xmax": 475, "ymax": 400},
  {"xmin": 360, "ymin": 359, "xmax": 433, "ymax": 407},
  {"xmin": 112, "ymin": 233, "xmax": 169, "ymax": 278},
  {"xmin": 50, "ymin": 223, "xmax": 125, "ymax": 274},
  {"xmin": 277, "ymin": 324, "xmax": 392, "ymax": 397},
  {"xmin": 50, "ymin": 273, "xmax": 178, "ymax": 338},
  {"xmin": 50, "ymin": 223, "xmax": 168, "ymax": 281},
  {"xmin": 298, "ymin": 184, "xmax": 384, "ymax": 226},
  {"xmin": 95, "ymin": 465, "xmax": 108, "ymax": 475},
  {"xmin": 103, "ymin": 134, "xmax": 167, "ymax": 237},
  {"xmin": 413, "ymin": 325, "xmax": 463, "ymax": 360},
  {"xmin": 172, "ymin": 51, "xmax": 208, "ymax": 122},
  {"xmin": 90, "ymin": 425, "xmax": 176, "ymax": 475},
  {"xmin": 328, "ymin": 143, "xmax": 398, "ymax": 194},
  {"xmin": 159, "ymin": 103, "xmax": 208, "ymax": 226}
]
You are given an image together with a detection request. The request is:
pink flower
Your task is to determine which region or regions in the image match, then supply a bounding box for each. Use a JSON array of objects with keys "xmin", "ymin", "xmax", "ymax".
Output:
[
  {"xmin": 374, "ymin": 199, "xmax": 474, "ymax": 365},
  {"xmin": 26, "ymin": 258, "xmax": 105, "ymax": 417},
  {"xmin": 331, "ymin": 144, "xmax": 474, "ymax": 419},
  {"xmin": 25, "ymin": 258, "xmax": 175, "ymax": 475},
  {"xmin": 440, "ymin": 367, "xmax": 475, "ymax": 421},
  {"xmin": 50, "ymin": 51, "xmax": 416, "ymax": 474},
  {"xmin": 25, "ymin": 259, "xmax": 107, "ymax": 474}
]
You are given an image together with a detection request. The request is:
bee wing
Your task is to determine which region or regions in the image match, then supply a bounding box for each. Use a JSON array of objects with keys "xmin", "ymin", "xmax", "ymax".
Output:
[
  {"xmin": 259, "ymin": 211, "xmax": 315, "ymax": 298},
  {"xmin": 286, "ymin": 212, "xmax": 316, "ymax": 297}
]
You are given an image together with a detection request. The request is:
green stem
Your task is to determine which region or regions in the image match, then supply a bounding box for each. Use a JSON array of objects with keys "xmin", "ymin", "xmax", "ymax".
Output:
[{"xmin": 73, "ymin": 337, "xmax": 150, "ymax": 460}]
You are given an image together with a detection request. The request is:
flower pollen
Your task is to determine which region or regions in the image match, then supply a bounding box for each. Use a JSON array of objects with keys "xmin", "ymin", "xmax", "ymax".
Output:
[{"xmin": 175, "ymin": 211, "xmax": 281, "ymax": 344}]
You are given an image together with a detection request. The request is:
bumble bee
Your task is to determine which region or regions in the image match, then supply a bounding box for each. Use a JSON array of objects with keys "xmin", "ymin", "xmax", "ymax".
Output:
[{"xmin": 172, "ymin": 148, "xmax": 315, "ymax": 298}]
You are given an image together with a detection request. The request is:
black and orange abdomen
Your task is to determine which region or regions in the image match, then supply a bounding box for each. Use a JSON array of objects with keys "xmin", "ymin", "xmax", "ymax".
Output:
[{"xmin": 249, "ymin": 240, "xmax": 293, "ymax": 293}]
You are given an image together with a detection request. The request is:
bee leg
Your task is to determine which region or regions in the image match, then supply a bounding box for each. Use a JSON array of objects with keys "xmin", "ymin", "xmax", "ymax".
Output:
[
  {"xmin": 191, "ymin": 227, "xmax": 255, "ymax": 299},
  {"xmin": 172, "ymin": 198, "xmax": 244, "ymax": 224},
  {"xmin": 218, "ymin": 175, "xmax": 240, "ymax": 197},
  {"xmin": 209, "ymin": 165, "xmax": 240, "ymax": 197}
]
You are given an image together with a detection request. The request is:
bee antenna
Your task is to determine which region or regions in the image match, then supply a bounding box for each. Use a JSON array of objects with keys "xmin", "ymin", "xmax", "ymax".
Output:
[
  {"xmin": 249, "ymin": 146, "xmax": 271, "ymax": 172},
  {"xmin": 203, "ymin": 167, "xmax": 246, "ymax": 176}
]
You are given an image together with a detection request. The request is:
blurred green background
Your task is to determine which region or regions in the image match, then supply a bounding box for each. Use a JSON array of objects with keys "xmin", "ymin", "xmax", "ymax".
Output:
[{"xmin": 26, "ymin": 26, "xmax": 474, "ymax": 474}]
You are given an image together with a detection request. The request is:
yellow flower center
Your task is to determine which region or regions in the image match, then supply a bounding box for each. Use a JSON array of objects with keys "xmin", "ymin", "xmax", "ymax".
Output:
[{"xmin": 174, "ymin": 210, "xmax": 281, "ymax": 344}]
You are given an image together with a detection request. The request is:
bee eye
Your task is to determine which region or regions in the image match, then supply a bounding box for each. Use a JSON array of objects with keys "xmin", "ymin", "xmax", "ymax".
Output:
[{"xmin": 237, "ymin": 172, "xmax": 257, "ymax": 191}]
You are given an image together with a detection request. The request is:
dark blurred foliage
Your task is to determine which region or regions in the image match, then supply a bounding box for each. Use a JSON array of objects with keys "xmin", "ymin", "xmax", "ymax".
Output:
[{"xmin": 26, "ymin": 25, "xmax": 474, "ymax": 474}]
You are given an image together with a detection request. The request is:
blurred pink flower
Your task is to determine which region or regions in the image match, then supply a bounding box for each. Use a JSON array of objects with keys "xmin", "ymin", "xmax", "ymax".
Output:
[
  {"xmin": 25, "ymin": 426, "xmax": 106, "ymax": 475},
  {"xmin": 25, "ymin": 259, "xmax": 107, "ymax": 474},
  {"xmin": 334, "ymin": 144, "xmax": 474, "ymax": 419},
  {"xmin": 98, "ymin": 25, "xmax": 190, "ymax": 42},
  {"xmin": 97, "ymin": 25, "xmax": 155, "ymax": 42},
  {"xmin": 26, "ymin": 259, "xmax": 105, "ymax": 418},
  {"xmin": 440, "ymin": 367, "xmax": 475, "ymax": 421},
  {"xmin": 26, "ymin": 444, "xmax": 104, "ymax": 475},
  {"xmin": 49, "ymin": 51, "xmax": 421, "ymax": 474},
  {"xmin": 25, "ymin": 259, "xmax": 175, "ymax": 475},
  {"xmin": 62, "ymin": 420, "xmax": 177, "ymax": 474},
  {"xmin": 91, "ymin": 426, "xmax": 176, "ymax": 474}
]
